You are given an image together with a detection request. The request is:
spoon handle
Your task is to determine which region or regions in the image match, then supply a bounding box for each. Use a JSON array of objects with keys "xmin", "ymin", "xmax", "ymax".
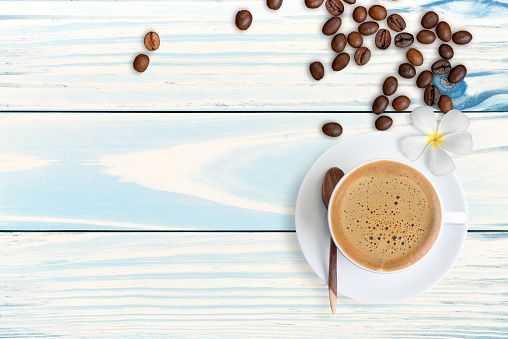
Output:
[{"xmin": 328, "ymin": 237, "xmax": 337, "ymax": 314}]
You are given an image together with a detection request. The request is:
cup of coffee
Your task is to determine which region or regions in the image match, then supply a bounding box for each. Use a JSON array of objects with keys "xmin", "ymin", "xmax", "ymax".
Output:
[{"xmin": 327, "ymin": 159, "xmax": 467, "ymax": 273}]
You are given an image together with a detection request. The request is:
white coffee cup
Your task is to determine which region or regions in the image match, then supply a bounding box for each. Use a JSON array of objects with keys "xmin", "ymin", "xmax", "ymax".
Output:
[{"xmin": 327, "ymin": 159, "xmax": 467, "ymax": 273}]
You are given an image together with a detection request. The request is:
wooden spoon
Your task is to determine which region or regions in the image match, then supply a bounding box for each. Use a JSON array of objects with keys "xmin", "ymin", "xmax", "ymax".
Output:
[{"xmin": 322, "ymin": 167, "xmax": 345, "ymax": 315}]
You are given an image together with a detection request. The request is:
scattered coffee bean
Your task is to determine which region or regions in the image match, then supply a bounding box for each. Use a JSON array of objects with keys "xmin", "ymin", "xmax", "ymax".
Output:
[
  {"xmin": 394, "ymin": 32, "xmax": 414, "ymax": 48},
  {"xmin": 326, "ymin": 0, "xmax": 344, "ymax": 16},
  {"xmin": 416, "ymin": 70, "xmax": 434, "ymax": 88},
  {"xmin": 398, "ymin": 63, "xmax": 416, "ymax": 79},
  {"xmin": 375, "ymin": 29, "xmax": 391, "ymax": 50},
  {"xmin": 439, "ymin": 44, "xmax": 454, "ymax": 60},
  {"xmin": 348, "ymin": 32, "xmax": 363, "ymax": 48},
  {"xmin": 417, "ymin": 30, "xmax": 436, "ymax": 44},
  {"xmin": 353, "ymin": 6, "xmax": 367, "ymax": 23},
  {"xmin": 452, "ymin": 31, "xmax": 473, "ymax": 45},
  {"xmin": 431, "ymin": 59, "xmax": 451, "ymax": 75},
  {"xmin": 375, "ymin": 116, "xmax": 393, "ymax": 131},
  {"xmin": 144, "ymin": 32, "xmax": 160, "ymax": 51},
  {"xmin": 310, "ymin": 61, "xmax": 325, "ymax": 80},
  {"xmin": 323, "ymin": 17, "xmax": 342, "ymax": 35},
  {"xmin": 343, "ymin": 0, "xmax": 355, "ymax": 4},
  {"xmin": 373, "ymin": 95, "xmax": 389, "ymax": 114},
  {"xmin": 332, "ymin": 53, "xmax": 350, "ymax": 71},
  {"xmin": 235, "ymin": 10, "xmax": 253, "ymax": 30},
  {"xmin": 322, "ymin": 122, "xmax": 343, "ymax": 137},
  {"xmin": 387, "ymin": 14, "xmax": 406, "ymax": 32},
  {"xmin": 354, "ymin": 47, "xmax": 371, "ymax": 65},
  {"xmin": 421, "ymin": 11, "xmax": 439, "ymax": 29},
  {"xmin": 448, "ymin": 64, "xmax": 467, "ymax": 83},
  {"xmin": 358, "ymin": 21, "xmax": 379, "ymax": 36},
  {"xmin": 424, "ymin": 85, "xmax": 441, "ymax": 106},
  {"xmin": 369, "ymin": 5, "xmax": 387, "ymax": 21},
  {"xmin": 305, "ymin": 0, "xmax": 323, "ymax": 8},
  {"xmin": 331, "ymin": 33, "xmax": 347, "ymax": 53},
  {"xmin": 438, "ymin": 95, "xmax": 453, "ymax": 113},
  {"xmin": 436, "ymin": 21, "xmax": 452, "ymax": 42},
  {"xmin": 133, "ymin": 54, "xmax": 149, "ymax": 72},
  {"xmin": 392, "ymin": 95, "xmax": 411, "ymax": 111},
  {"xmin": 406, "ymin": 48, "xmax": 423, "ymax": 66},
  {"xmin": 383, "ymin": 76, "xmax": 398, "ymax": 96},
  {"xmin": 267, "ymin": 0, "xmax": 283, "ymax": 10}
]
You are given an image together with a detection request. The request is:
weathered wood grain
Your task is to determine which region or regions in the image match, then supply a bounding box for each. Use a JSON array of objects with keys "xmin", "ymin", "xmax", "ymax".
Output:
[
  {"xmin": 0, "ymin": 0, "xmax": 506, "ymax": 110},
  {"xmin": 0, "ymin": 232, "xmax": 506, "ymax": 337},
  {"xmin": 0, "ymin": 112, "xmax": 505, "ymax": 231}
]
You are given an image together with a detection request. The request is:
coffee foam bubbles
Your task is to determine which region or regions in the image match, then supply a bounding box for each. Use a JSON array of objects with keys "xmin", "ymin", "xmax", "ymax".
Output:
[{"xmin": 330, "ymin": 161, "xmax": 441, "ymax": 272}]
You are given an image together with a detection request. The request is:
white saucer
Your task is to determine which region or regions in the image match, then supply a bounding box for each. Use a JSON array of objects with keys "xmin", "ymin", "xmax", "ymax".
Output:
[{"xmin": 295, "ymin": 132, "xmax": 468, "ymax": 304}]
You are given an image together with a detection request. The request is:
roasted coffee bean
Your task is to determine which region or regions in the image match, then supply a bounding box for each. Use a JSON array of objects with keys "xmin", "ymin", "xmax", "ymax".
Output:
[
  {"xmin": 133, "ymin": 54, "xmax": 149, "ymax": 72},
  {"xmin": 417, "ymin": 30, "xmax": 436, "ymax": 44},
  {"xmin": 354, "ymin": 47, "xmax": 371, "ymax": 65},
  {"xmin": 416, "ymin": 70, "xmax": 434, "ymax": 88},
  {"xmin": 375, "ymin": 29, "xmax": 391, "ymax": 50},
  {"xmin": 421, "ymin": 11, "xmax": 439, "ymax": 29},
  {"xmin": 394, "ymin": 32, "xmax": 414, "ymax": 47},
  {"xmin": 452, "ymin": 31, "xmax": 473, "ymax": 45},
  {"xmin": 392, "ymin": 95, "xmax": 411, "ymax": 111},
  {"xmin": 406, "ymin": 48, "xmax": 423, "ymax": 66},
  {"xmin": 235, "ymin": 10, "xmax": 253, "ymax": 30},
  {"xmin": 375, "ymin": 116, "xmax": 393, "ymax": 131},
  {"xmin": 267, "ymin": 0, "xmax": 283, "ymax": 10},
  {"xmin": 358, "ymin": 21, "xmax": 379, "ymax": 36},
  {"xmin": 436, "ymin": 21, "xmax": 452, "ymax": 42},
  {"xmin": 438, "ymin": 95, "xmax": 453, "ymax": 113},
  {"xmin": 326, "ymin": 0, "xmax": 344, "ymax": 16},
  {"xmin": 375, "ymin": 95, "xmax": 394, "ymax": 115},
  {"xmin": 309, "ymin": 61, "xmax": 325, "ymax": 80},
  {"xmin": 322, "ymin": 17, "xmax": 342, "ymax": 35},
  {"xmin": 331, "ymin": 33, "xmax": 347, "ymax": 53},
  {"xmin": 387, "ymin": 14, "xmax": 406, "ymax": 32},
  {"xmin": 305, "ymin": 0, "xmax": 323, "ymax": 8},
  {"xmin": 383, "ymin": 76, "xmax": 398, "ymax": 96},
  {"xmin": 353, "ymin": 6, "xmax": 367, "ymax": 23},
  {"xmin": 343, "ymin": 0, "xmax": 355, "ymax": 4},
  {"xmin": 369, "ymin": 5, "xmax": 387, "ymax": 21},
  {"xmin": 144, "ymin": 32, "xmax": 160, "ymax": 51},
  {"xmin": 448, "ymin": 64, "xmax": 467, "ymax": 83},
  {"xmin": 322, "ymin": 122, "xmax": 343, "ymax": 137},
  {"xmin": 432, "ymin": 59, "xmax": 451, "ymax": 75},
  {"xmin": 424, "ymin": 85, "xmax": 441, "ymax": 106},
  {"xmin": 439, "ymin": 44, "xmax": 454, "ymax": 60},
  {"xmin": 348, "ymin": 32, "xmax": 363, "ymax": 48},
  {"xmin": 332, "ymin": 52, "xmax": 350, "ymax": 71},
  {"xmin": 373, "ymin": 95, "xmax": 389, "ymax": 114},
  {"xmin": 398, "ymin": 63, "xmax": 416, "ymax": 79}
]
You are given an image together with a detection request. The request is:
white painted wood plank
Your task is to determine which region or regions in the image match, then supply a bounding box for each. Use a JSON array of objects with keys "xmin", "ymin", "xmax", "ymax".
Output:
[
  {"xmin": 0, "ymin": 112, "xmax": 506, "ymax": 231},
  {"xmin": 0, "ymin": 0, "xmax": 505, "ymax": 110},
  {"xmin": 0, "ymin": 232, "xmax": 506, "ymax": 337}
]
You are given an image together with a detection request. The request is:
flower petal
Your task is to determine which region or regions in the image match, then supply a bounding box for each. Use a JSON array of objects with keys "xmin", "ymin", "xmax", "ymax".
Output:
[
  {"xmin": 429, "ymin": 145, "xmax": 455, "ymax": 176},
  {"xmin": 440, "ymin": 132, "xmax": 473, "ymax": 155},
  {"xmin": 411, "ymin": 106, "xmax": 437, "ymax": 135},
  {"xmin": 438, "ymin": 110, "xmax": 470, "ymax": 135},
  {"xmin": 401, "ymin": 136, "xmax": 431, "ymax": 161}
]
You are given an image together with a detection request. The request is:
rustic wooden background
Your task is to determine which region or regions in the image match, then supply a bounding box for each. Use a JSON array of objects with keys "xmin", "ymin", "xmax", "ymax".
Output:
[{"xmin": 0, "ymin": 0, "xmax": 507, "ymax": 337}]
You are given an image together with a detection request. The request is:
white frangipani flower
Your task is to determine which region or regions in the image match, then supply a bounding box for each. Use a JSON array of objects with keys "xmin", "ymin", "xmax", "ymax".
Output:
[{"xmin": 400, "ymin": 106, "xmax": 473, "ymax": 176}]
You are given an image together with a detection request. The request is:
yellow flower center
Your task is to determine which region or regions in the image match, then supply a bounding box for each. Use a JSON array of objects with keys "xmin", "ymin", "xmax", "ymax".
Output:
[{"xmin": 428, "ymin": 132, "xmax": 442, "ymax": 147}]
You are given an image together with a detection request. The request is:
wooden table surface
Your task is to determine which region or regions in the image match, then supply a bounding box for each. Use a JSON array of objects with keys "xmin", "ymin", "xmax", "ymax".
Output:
[{"xmin": 1, "ymin": 0, "xmax": 507, "ymax": 337}]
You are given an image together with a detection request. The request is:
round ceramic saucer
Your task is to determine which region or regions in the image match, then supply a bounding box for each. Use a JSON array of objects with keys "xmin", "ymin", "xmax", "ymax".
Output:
[{"xmin": 295, "ymin": 132, "xmax": 468, "ymax": 304}]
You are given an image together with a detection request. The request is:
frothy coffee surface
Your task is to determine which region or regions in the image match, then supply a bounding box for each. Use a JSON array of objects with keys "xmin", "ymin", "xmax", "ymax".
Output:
[{"xmin": 330, "ymin": 160, "xmax": 441, "ymax": 272}]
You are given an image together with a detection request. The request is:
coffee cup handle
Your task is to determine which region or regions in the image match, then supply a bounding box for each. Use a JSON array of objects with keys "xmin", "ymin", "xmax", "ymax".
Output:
[{"xmin": 443, "ymin": 211, "xmax": 468, "ymax": 225}]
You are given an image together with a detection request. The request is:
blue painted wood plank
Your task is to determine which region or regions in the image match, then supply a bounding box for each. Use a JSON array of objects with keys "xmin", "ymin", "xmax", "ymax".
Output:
[
  {"xmin": 0, "ymin": 232, "xmax": 506, "ymax": 337},
  {"xmin": 0, "ymin": 112, "xmax": 505, "ymax": 231},
  {"xmin": 0, "ymin": 0, "xmax": 506, "ymax": 110}
]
